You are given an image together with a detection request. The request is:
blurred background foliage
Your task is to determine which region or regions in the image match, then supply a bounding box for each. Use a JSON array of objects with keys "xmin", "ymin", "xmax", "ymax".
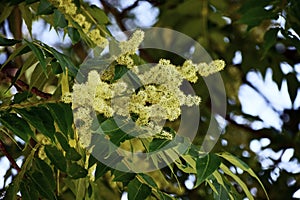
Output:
[{"xmin": 0, "ymin": 0, "xmax": 299, "ymax": 199}]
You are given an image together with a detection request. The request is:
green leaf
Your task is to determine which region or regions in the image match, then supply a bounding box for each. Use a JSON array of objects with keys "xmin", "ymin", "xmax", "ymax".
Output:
[
  {"xmin": 37, "ymin": 0, "xmax": 54, "ymax": 15},
  {"xmin": 220, "ymin": 163, "xmax": 253, "ymax": 200},
  {"xmin": 100, "ymin": 118, "xmax": 133, "ymax": 146},
  {"xmin": 66, "ymin": 147, "xmax": 82, "ymax": 161},
  {"xmin": 46, "ymin": 103, "xmax": 74, "ymax": 138},
  {"xmin": 94, "ymin": 161, "xmax": 110, "ymax": 180},
  {"xmin": 29, "ymin": 62, "xmax": 52, "ymax": 91},
  {"xmin": 24, "ymin": 40, "xmax": 47, "ymax": 76},
  {"xmin": 4, "ymin": 182, "xmax": 18, "ymax": 200},
  {"xmin": 0, "ymin": 43, "xmax": 30, "ymax": 71},
  {"xmin": 86, "ymin": 5, "xmax": 109, "ymax": 24},
  {"xmin": 238, "ymin": 0, "xmax": 272, "ymax": 13},
  {"xmin": 195, "ymin": 153, "xmax": 221, "ymax": 188},
  {"xmin": 0, "ymin": 35, "xmax": 21, "ymax": 46},
  {"xmin": 213, "ymin": 183, "xmax": 231, "ymax": 200},
  {"xmin": 55, "ymin": 131, "xmax": 70, "ymax": 152},
  {"xmin": 286, "ymin": 73, "xmax": 299, "ymax": 103},
  {"xmin": 112, "ymin": 170, "xmax": 135, "ymax": 183},
  {"xmin": 149, "ymin": 138, "xmax": 171, "ymax": 152},
  {"xmin": 51, "ymin": 60, "xmax": 63, "ymax": 74},
  {"xmin": 44, "ymin": 145, "xmax": 67, "ymax": 172},
  {"xmin": 15, "ymin": 106, "xmax": 55, "ymax": 141},
  {"xmin": 88, "ymin": 154, "xmax": 98, "ymax": 168},
  {"xmin": 127, "ymin": 178, "xmax": 152, "ymax": 200},
  {"xmin": 0, "ymin": 112, "xmax": 34, "ymax": 142},
  {"xmin": 156, "ymin": 191, "xmax": 174, "ymax": 200},
  {"xmin": 4, "ymin": 143, "xmax": 37, "ymax": 200},
  {"xmin": 30, "ymin": 171, "xmax": 57, "ymax": 200},
  {"xmin": 13, "ymin": 91, "xmax": 32, "ymax": 104},
  {"xmin": 53, "ymin": 9, "xmax": 67, "ymax": 28},
  {"xmin": 113, "ymin": 65, "xmax": 129, "ymax": 81},
  {"xmin": 138, "ymin": 174, "xmax": 158, "ymax": 188},
  {"xmin": 8, "ymin": 52, "xmax": 37, "ymax": 91},
  {"xmin": 211, "ymin": 171, "xmax": 236, "ymax": 200},
  {"xmin": 20, "ymin": 180, "xmax": 39, "ymax": 200},
  {"xmin": 19, "ymin": 3, "xmax": 33, "ymax": 37},
  {"xmin": 35, "ymin": 158, "xmax": 55, "ymax": 190},
  {"xmin": 237, "ymin": 7, "xmax": 277, "ymax": 29},
  {"xmin": 262, "ymin": 28, "xmax": 279, "ymax": 57},
  {"xmin": 68, "ymin": 27, "xmax": 81, "ymax": 44},
  {"xmin": 45, "ymin": 45, "xmax": 78, "ymax": 76},
  {"xmin": 25, "ymin": 0, "xmax": 39, "ymax": 4},
  {"xmin": 0, "ymin": 4, "xmax": 14, "ymax": 24},
  {"xmin": 67, "ymin": 162, "xmax": 88, "ymax": 179},
  {"xmin": 218, "ymin": 152, "xmax": 269, "ymax": 200},
  {"xmin": 175, "ymin": 155, "xmax": 196, "ymax": 174}
]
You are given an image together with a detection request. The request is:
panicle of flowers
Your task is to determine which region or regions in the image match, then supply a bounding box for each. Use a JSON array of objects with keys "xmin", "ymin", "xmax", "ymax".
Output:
[
  {"xmin": 49, "ymin": 0, "xmax": 108, "ymax": 48},
  {"xmin": 197, "ymin": 60, "xmax": 225, "ymax": 77},
  {"xmin": 70, "ymin": 71, "xmax": 103, "ymax": 145},
  {"xmin": 119, "ymin": 30, "xmax": 144, "ymax": 54},
  {"xmin": 116, "ymin": 30, "xmax": 144, "ymax": 68},
  {"xmin": 67, "ymin": 30, "xmax": 225, "ymax": 138},
  {"xmin": 176, "ymin": 59, "xmax": 225, "ymax": 80}
]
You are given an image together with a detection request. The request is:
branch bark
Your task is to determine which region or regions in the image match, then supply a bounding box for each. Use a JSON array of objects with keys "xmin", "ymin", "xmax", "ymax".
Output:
[{"xmin": 0, "ymin": 140, "xmax": 21, "ymax": 172}]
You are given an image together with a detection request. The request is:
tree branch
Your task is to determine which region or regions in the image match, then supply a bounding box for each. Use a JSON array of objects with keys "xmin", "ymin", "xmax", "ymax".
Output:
[
  {"xmin": 100, "ymin": 0, "xmax": 127, "ymax": 32},
  {"xmin": 0, "ymin": 140, "xmax": 21, "ymax": 172},
  {"xmin": 4, "ymin": 73, "xmax": 52, "ymax": 100}
]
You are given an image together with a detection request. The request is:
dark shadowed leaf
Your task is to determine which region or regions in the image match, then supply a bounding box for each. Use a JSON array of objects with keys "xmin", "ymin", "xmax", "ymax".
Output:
[
  {"xmin": 35, "ymin": 158, "xmax": 55, "ymax": 189},
  {"xmin": 15, "ymin": 106, "xmax": 55, "ymax": 141},
  {"xmin": 46, "ymin": 103, "xmax": 74, "ymax": 138},
  {"xmin": 30, "ymin": 171, "xmax": 57, "ymax": 200},
  {"xmin": 127, "ymin": 178, "xmax": 152, "ymax": 200},
  {"xmin": 112, "ymin": 170, "xmax": 135, "ymax": 183},
  {"xmin": 0, "ymin": 112, "xmax": 34, "ymax": 142},
  {"xmin": 68, "ymin": 27, "xmax": 81, "ymax": 44},
  {"xmin": 94, "ymin": 161, "xmax": 110, "ymax": 180},
  {"xmin": 0, "ymin": 35, "xmax": 21, "ymax": 46},
  {"xmin": 66, "ymin": 147, "xmax": 82, "ymax": 161},
  {"xmin": 237, "ymin": 7, "xmax": 277, "ymax": 29},
  {"xmin": 67, "ymin": 162, "xmax": 88, "ymax": 179},
  {"xmin": 149, "ymin": 138, "xmax": 171, "ymax": 152},
  {"xmin": 37, "ymin": 0, "xmax": 54, "ymax": 15},
  {"xmin": 45, "ymin": 145, "xmax": 67, "ymax": 172},
  {"xmin": 20, "ymin": 180, "xmax": 39, "ymax": 200},
  {"xmin": 45, "ymin": 45, "xmax": 78, "ymax": 76},
  {"xmin": 286, "ymin": 72, "xmax": 299, "ymax": 103},
  {"xmin": 53, "ymin": 9, "xmax": 67, "ymax": 28},
  {"xmin": 13, "ymin": 91, "xmax": 32, "ymax": 104},
  {"xmin": 262, "ymin": 28, "xmax": 279, "ymax": 57},
  {"xmin": 55, "ymin": 131, "xmax": 70, "ymax": 152}
]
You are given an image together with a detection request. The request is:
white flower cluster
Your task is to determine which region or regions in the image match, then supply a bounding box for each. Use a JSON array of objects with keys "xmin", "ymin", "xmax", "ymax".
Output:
[
  {"xmin": 67, "ymin": 30, "xmax": 225, "ymax": 142},
  {"xmin": 116, "ymin": 30, "xmax": 144, "ymax": 68},
  {"xmin": 49, "ymin": 0, "xmax": 108, "ymax": 47}
]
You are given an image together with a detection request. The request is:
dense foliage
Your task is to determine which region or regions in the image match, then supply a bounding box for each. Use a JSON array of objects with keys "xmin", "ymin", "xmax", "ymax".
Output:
[{"xmin": 0, "ymin": 0, "xmax": 299, "ymax": 199}]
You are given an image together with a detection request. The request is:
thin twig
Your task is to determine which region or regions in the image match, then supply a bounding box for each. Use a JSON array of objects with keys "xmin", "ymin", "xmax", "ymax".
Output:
[
  {"xmin": 6, "ymin": 73, "xmax": 52, "ymax": 99},
  {"xmin": 0, "ymin": 140, "xmax": 21, "ymax": 172},
  {"xmin": 100, "ymin": 0, "xmax": 127, "ymax": 32}
]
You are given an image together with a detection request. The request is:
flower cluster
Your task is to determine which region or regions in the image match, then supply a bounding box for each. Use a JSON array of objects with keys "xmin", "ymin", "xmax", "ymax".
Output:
[
  {"xmin": 66, "ymin": 30, "xmax": 225, "ymax": 142},
  {"xmin": 116, "ymin": 30, "xmax": 144, "ymax": 68},
  {"xmin": 49, "ymin": 0, "xmax": 108, "ymax": 47},
  {"xmin": 177, "ymin": 59, "xmax": 225, "ymax": 83}
]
